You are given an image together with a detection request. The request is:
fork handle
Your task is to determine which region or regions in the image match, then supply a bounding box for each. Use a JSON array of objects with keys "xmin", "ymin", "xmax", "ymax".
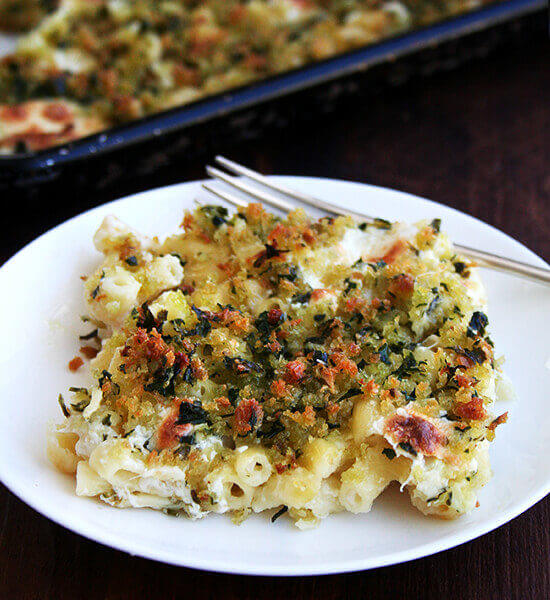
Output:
[{"xmin": 456, "ymin": 244, "xmax": 550, "ymax": 285}]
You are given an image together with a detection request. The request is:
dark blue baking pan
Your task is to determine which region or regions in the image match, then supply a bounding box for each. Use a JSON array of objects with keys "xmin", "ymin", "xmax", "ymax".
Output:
[{"xmin": 0, "ymin": 0, "xmax": 544, "ymax": 187}]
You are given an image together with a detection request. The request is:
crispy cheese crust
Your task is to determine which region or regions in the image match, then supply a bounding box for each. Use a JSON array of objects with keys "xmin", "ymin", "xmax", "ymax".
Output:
[
  {"xmin": 49, "ymin": 203, "xmax": 510, "ymax": 528},
  {"xmin": 1, "ymin": 0, "xmax": 497, "ymax": 151},
  {"xmin": 0, "ymin": 98, "xmax": 105, "ymax": 152}
]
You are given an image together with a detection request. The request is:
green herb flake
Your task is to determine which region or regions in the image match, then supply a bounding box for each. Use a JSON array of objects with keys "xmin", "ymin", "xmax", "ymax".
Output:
[
  {"xmin": 271, "ymin": 505, "xmax": 288, "ymax": 523},
  {"xmin": 58, "ymin": 394, "xmax": 70, "ymax": 418},
  {"xmin": 382, "ymin": 448, "xmax": 396, "ymax": 460}
]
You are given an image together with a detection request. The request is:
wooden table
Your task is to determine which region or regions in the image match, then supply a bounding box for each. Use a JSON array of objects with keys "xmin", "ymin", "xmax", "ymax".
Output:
[{"xmin": 1, "ymin": 35, "xmax": 548, "ymax": 600}]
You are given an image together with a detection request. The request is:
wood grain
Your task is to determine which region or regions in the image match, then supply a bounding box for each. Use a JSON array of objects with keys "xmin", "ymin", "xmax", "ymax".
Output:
[{"xmin": 1, "ymin": 37, "xmax": 549, "ymax": 600}]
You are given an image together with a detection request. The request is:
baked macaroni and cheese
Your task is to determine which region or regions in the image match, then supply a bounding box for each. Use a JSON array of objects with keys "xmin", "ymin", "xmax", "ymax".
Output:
[
  {"xmin": 49, "ymin": 202, "xmax": 510, "ymax": 528},
  {"xmin": 1, "ymin": 0, "xmax": 497, "ymax": 152}
]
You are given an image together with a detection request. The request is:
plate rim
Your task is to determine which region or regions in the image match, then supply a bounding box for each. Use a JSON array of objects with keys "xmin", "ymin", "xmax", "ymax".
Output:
[{"xmin": 1, "ymin": 176, "xmax": 549, "ymax": 576}]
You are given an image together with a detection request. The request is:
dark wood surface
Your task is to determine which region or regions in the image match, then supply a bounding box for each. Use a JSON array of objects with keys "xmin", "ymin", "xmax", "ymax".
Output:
[{"xmin": 1, "ymin": 34, "xmax": 549, "ymax": 600}]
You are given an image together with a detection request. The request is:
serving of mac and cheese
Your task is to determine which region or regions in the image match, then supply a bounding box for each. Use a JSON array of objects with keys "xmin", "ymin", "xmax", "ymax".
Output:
[
  {"xmin": 48, "ymin": 202, "xmax": 510, "ymax": 528},
  {"xmin": 0, "ymin": 0, "xmax": 499, "ymax": 152}
]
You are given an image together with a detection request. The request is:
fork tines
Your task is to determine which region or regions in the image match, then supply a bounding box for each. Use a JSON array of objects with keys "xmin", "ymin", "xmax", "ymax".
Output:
[
  {"xmin": 203, "ymin": 156, "xmax": 550, "ymax": 286},
  {"xmin": 205, "ymin": 156, "xmax": 374, "ymax": 223}
]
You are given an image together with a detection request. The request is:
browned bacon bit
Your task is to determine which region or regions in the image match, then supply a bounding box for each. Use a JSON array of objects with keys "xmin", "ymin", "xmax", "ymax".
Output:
[
  {"xmin": 344, "ymin": 296, "xmax": 364, "ymax": 312},
  {"xmin": 157, "ymin": 406, "xmax": 193, "ymax": 450},
  {"xmin": 330, "ymin": 352, "xmax": 358, "ymax": 376},
  {"xmin": 190, "ymin": 357, "xmax": 208, "ymax": 381},
  {"xmin": 488, "ymin": 412, "xmax": 508, "ymax": 431},
  {"xmin": 302, "ymin": 228, "xmax": 316, "ymax": 244},
  {"xmin": 455, "ymin": 354, "xmax": 475, "ymax": 369},
  {"xmin": 386, "ymin": 413, "xmax": 446, "ymax": 456},
  {"xmin": 252, "ymin": 243, "xmax": 287, "ymax": 268},
  {"xmin": 288, "ymin": 318, "xmax": 302, "ymax": 328},
  {"xmin": 388, "ymin": 273, "xmax": 415, "ymax": 297},
  {"xmin": 234, "ymin": 398, "xmax": 263, "ymax": 436},
  {"xmin": 310, "ymin": 289, "xmax": 332, "ymax": 302},
  {"xmin": 245, "ymin": 203, "xmax": 265, "ymax": 220},
  {"xmin": 42, "ymin": 102, "xmax": 72, "ymax": 122},
  {"xmin": 181, "ymin": 213, "xmax": 195, "ymax": 230},
  {"xmin": 122, "ymin": 328, "xmax": 175, "ymax": 367},
  {"xmin": 214, "ymin": 396, "xmax": 231, "ymax": 409},
  {"xmin": 267, "ymin": 224, "xmax": 294, "ymax": 246},
  {"xmin": 217, "ymin": 308, "xmax": 250, "ymax": 333},
  {"xmin": 217, "ymin": 261, "xmax": 239, "ymax": 277},
  {"xmin": 369, "ymin": 239, "xmax": 406, "ymax": 265},
  {"xmin": 362, "ymin": 379, "xmax": 380, "ymax": 397},
  {"xmin": 270, "ymin": 379, "xmax": 288, "ymax": 397},
  {"xmin": 267, "ymin": 308, "xmax": 284, "ymax": 326},
  {"xmin": 455, "ymin": 372, "xmax": 474, "ymax": 388},
  {"xmin": 68, "ymin": 356, "xmax": 84, "ymax": 372},
  {"xmin": 454, "ymin": 397, "xmax": 487, "ymax": 421},
  {"xmin": 284, "ymin": 360, "xmax": 307, "ymax": 385},
  {"xmin": 174, "ymin": 351, "xmax": 190, "ymax": 371},
  {"xmin": 347, "ymin": 343, "xmax": 361, "ymax": 357},
  {"xmin": 80, "ymin": 345, "xmax": 99, "ymax": 359},
  {"xmin": 0, "ymin": 104, "xmax": 27, "ymax": 122},
  {"xmin": 267, "ymin": 340, "xmax": 283, "ymax": 354},
  {"xmin": 288, "ymin": 405, "xmax": 316, "ymax": 428},
  {"xmin": 318, "ymin": 365, "xmax": 336, "ymax": 392}
]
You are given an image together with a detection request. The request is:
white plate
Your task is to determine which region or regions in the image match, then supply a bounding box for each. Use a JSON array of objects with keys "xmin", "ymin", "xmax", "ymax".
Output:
[{"xmin": 0, "ymin": 177, "xmax": 549, "ymax": 576}]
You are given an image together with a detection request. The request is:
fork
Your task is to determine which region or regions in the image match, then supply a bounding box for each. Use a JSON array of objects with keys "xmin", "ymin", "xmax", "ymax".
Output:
[{"xmin": 202, "ymin": 156, "xmax": 550, "ymax": 286}]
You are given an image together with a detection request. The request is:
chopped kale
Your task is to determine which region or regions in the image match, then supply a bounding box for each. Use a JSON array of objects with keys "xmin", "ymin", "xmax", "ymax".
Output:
[
  {"xmin": 171, "ymin": 253, "xmax": 187, "ymax": 268},
  {"xmin": 378, "ymin": 343, "xmax": 390, "ymax": 365},
  {"xmin": 132, "ymin": 303, "xmax": 158, "ymax": 331},
  {"xmin": 227, "ymin": 388, "xmax": 240, "ymax": 406},
  {"xmin": 144, "ymin": 364, "xmax": 179, "ymax": 395},
  {"xmin": 454, "ymin": 261, "xmax": 469, "ymax": 277},
  {"xmin": 278, "ymin": 265, "xmax": 299, "ymax": 282},
  {"xmin": 311, "ymin": 350, "xmax": 328, "ymax": 365},
  {"xmin": 427, "ymin": 294, "xmax": 440, "ymax": 314},
  {"xmin": 291, "ymin": 291, "xmax": 312, "ymax": 304},
  {"xmin": 338, "ymin": 388, "xmax": 362, "ymax": 401},
  {"xmin": 467, "ymin": 311, "xmax": 488, "ymax": 338},
  {"xmin": 176, "ymin": 400, "xmax": 210, "ymax": 425},
  {"xmin": 453, "ymin": 346, "xmax": 486, "ymax": 365},
  {"xmin": 430, "ymin": 218, "xmax": 442, "ymax": 233},
  {"xmin": 393, "ymin": 354, "xmax": 419, "ymax": 379},
  {"xmin": 257, "ymin": 420, "xmax": 285, "ymax": 439},
  {"xmin": 253, "ymin": 244, "xmax": 287, "ymax": 268},
  {"xmin": 382, "ymin": 448, "xmax": 396, "ymax": 460},
  {"xmin": 373, "ymin": 218, "xmax": 392, "ymax": 230},
  {"xmin": 398, "ymin": 442, "xmax": 417, "ymax": 456},
  {"xmin": 271, "ymin": 505, "xmax": 288, "ymax": 523},
  {"xmin": 58, "ymin": 394, "xmax": 70, "ymax": 418},
  {"xmin": 200, "ymin": 205, "xmax": 228, "ymax": 228},
  {"xmin": 343, "ymin": 278, "xmax": 358, "ymax": 294}
]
